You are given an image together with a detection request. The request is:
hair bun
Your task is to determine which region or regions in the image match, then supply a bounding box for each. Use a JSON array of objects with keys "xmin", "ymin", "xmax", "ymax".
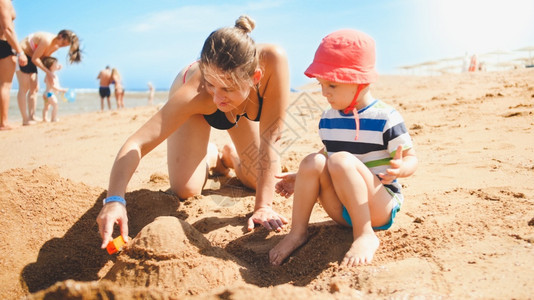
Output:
[{"xmin": 234, "ymin": 15, "xmax": 255, "ymax": 33}]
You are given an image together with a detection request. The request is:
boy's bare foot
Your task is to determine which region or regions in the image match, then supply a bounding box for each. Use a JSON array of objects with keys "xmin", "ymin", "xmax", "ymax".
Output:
[
  {"xmin": 269, "ymin": 232, "xmax": 308, "ymax": 265},
  {"xmin": 341, "ymin": 233, "xmax": 379, "ymax": 267},
  {"xmin": 0, "ymin": 124, "xmax": 13, "ymax": 130}
]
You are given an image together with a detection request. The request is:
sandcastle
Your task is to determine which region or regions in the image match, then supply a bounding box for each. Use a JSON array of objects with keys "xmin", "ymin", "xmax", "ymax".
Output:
[{"xmin": 103, "ymin": 216, "xmax": 246, "ymax": 296}]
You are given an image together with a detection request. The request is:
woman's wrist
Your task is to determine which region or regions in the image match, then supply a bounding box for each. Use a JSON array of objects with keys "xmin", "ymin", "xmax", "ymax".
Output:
[{"xmin": 103, "ymin": 195, "xmax": 126, "ymax": 206}]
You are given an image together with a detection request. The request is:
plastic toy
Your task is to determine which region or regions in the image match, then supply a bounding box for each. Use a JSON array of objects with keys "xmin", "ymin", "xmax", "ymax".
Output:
[{"xmin": 106, "ymin": 235, "xmax": 127, "ymax": 254}]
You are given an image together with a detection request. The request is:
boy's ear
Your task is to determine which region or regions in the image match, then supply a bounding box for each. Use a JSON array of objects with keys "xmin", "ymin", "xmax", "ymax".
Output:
[{"xmin": 252, "ymin": 69, "xmax": 262, "ymax": 85}]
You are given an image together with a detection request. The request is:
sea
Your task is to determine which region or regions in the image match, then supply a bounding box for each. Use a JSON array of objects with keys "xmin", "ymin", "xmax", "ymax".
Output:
[{"xmin": 7, "ymin": 89, "xmax": 168, "ymax": 123}]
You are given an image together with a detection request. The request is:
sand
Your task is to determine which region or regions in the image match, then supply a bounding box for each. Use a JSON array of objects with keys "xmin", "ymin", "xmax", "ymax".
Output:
[{"xmin": 1, "ymin": 69, "xmax": 533, "ymax": 299}]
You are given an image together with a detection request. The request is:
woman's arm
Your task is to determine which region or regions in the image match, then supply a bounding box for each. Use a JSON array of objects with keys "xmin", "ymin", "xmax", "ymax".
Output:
[
  {"xmin": 248, "ymin": 44, "xmax": 290, "ymax": 230},
  {"xmin": 98, "ymin": 81, "xmax": 209, "ymax": 247},
  {"xmin": 29, "ymin": 34, "xmax": 54, "ymax": 76}
]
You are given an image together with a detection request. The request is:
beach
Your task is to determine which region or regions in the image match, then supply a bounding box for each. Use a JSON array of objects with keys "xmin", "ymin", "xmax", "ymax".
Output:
[
  {"xmin": 1, "ymin": 69, "xmax": 533, "ymax": 299},
  {"xmin": 7, "ymin": 89, "xmax": 169, "ymax": 124}
]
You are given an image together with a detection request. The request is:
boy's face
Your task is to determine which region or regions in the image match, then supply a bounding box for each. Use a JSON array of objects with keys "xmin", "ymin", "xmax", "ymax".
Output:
[
  {"xmin": 316, "ymin": 78, "xmax": 358, "ymax": 111},
  {"xmin": 50, "ymin": 61, "xmax": 62, "ymax": 71}
]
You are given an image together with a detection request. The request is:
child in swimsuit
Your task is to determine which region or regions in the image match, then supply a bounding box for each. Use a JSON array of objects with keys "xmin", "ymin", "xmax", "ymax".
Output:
[
  {"xmin": 41, "ymin": 57, "xmax": 67, "ymax": 122},
  {"xmin": 269, "ymin": 29, "xmax": 418, "ymax": 267}
]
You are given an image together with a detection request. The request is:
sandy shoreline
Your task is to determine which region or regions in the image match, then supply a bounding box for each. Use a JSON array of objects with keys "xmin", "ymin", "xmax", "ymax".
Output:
[{"xmin": 1, "ymin": 69, "xmax": 533, "ymax": 299}]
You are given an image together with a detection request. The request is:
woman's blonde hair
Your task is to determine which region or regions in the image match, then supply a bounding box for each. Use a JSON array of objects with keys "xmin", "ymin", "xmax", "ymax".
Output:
[
  {"xmin": 111, "ymin": 68, "xmax": 121, "ymax": 81},
  {"xmin": 58, "ymin": 29, "xmax": 82, "ymax": 64},
  {"xmin": 199, "ymin": 15, "xmax": 258, "ymax": 88}
]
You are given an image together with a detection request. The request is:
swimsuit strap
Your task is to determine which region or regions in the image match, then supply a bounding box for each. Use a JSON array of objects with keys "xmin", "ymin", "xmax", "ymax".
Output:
[
  {"xmin": 182, "ymin": 60, "xmax": 199, "ymax": 84},
  {"xmin": 343, "ymin": 83, "xmax": 368, "ymax": 140},
  {"xmin": 28, "ymin": 34, "xmax": 38, "ymax": 51}
]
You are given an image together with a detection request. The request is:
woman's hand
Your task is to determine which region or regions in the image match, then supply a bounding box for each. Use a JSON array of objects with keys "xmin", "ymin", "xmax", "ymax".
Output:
[
  {"xmin": 274, "ymin": 172, "xmax": 296, "ymax": 198},
  {"xmin": 96, "ymin": 202, "xmax": 129, "ymax": 249},
  {"xmin": 247, "ymin": 206, "xmax": 288, "ymax": 232},
  {"xmin": 17, "ymin": 53, "xmax": 28, "ymax": 67}
]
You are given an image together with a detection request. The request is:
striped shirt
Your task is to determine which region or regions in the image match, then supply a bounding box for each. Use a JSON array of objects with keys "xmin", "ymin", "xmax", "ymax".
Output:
[{"xmin": 319, "ymin": 99, "xmax": 413, "ymax": 196}]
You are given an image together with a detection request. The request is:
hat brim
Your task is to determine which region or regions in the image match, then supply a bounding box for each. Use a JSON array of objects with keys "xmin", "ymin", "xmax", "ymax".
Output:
[{"xmin": 304, "ymin": 61, "xmax": 378, "ymax": 84}]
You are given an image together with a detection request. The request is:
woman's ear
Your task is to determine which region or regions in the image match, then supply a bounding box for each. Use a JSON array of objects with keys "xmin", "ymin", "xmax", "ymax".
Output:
[{"xmin": 252, "ymin": 69, "xmax": 262, "ymax": 84}]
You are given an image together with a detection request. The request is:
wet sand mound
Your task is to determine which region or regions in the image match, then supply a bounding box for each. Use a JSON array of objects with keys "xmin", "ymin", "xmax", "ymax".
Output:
[
  {"xmin": 28, "ymin": 279, "xmax": 171, "ymax": 300},
  {"xmin": 104, "ymin": 216, "xmax": 246, "ymax": 296}
]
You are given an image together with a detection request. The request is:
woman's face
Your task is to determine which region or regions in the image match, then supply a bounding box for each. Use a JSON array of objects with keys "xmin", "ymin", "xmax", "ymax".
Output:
[
  {"xmin": 203, "ymin": 66, "xmax": 252, "ymax": 112},
  {"xmin": 57, "ymin": 36, "xmax": 71, "ymax": 48}
]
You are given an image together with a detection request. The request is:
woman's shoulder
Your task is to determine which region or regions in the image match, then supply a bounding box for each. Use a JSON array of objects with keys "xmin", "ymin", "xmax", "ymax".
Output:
[
  {"xmin": 258, "ymin": 44, "xmax": 288, "ymax": 63},
  {"xmin": 32, "ymin": 32, "xmax": 54, "ymax": 42}
]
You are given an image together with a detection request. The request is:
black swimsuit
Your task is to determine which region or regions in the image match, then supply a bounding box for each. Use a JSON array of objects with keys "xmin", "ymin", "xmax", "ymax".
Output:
[
  {"xmin": 203, "ymin": 90, "xmax": 263, "ymax": 130},
  {"xmin": 0, "ymin": 40, "xmax": 14, "ymax": 59}
]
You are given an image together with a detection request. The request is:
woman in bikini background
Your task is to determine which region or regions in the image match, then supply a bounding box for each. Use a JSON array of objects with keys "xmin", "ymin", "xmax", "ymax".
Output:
[
  {"xmin": 0, "ymin": 0, "xmax": 27, "ymax": 130},
  {"xmin": 16, "ymin": 30, "xmax": 81, "ymax": 125},
  {"xmin": 96, "ymin": 15, "xmax": 290, "ymax": 249}
]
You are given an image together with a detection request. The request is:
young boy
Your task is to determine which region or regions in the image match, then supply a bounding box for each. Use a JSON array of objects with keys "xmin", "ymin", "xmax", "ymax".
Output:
[
  {"xmin": 269, "ymin": 29, "xmax": 418, "ymax": 267},
  {"xmin": 41, "ymin": 56, "xmax": 67, "ymax": 122}
]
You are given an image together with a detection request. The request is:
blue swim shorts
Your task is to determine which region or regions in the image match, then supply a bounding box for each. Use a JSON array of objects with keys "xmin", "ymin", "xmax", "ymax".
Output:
[{"xmin": 341, "ymin": 193, "xmax": 402, "ymax": 231}]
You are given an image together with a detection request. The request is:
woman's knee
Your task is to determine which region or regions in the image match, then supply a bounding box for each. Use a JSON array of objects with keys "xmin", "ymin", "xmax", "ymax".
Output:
[{"xmin": 170, "ymin": 181, "xmax": 203, "ymax": 200}]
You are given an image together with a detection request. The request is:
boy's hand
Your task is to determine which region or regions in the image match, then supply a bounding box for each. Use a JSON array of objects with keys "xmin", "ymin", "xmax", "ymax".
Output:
[
  {"xmin": 379, "ymin": 145, "xmax": 404, "ymax": 185},
  {"xmin": 274, "ymin": 172, "xmax": 296, "ymax": 198}
]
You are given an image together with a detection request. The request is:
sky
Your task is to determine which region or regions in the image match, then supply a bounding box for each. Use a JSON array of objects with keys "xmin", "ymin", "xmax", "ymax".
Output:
[{"xmin": 11, "ymin": 0, "xmax": 534, "ymax": 91}]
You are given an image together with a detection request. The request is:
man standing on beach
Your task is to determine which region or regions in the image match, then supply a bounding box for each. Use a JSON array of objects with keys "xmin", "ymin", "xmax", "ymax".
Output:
[{"xmin": 97, "ymin": 66, "xmax": 112, "ymax": 111}]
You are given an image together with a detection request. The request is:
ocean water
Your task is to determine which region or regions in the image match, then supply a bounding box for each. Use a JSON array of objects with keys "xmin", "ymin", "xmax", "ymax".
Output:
[{"xmin": 7, "ymin": 89, "xmax": 168, "ymax": 123}]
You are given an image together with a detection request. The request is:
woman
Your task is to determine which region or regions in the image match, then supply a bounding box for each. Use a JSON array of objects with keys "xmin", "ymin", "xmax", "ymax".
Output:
[
  {"xmin": 16, "ymin": 29, "xmax": 81, "ymax": 125},
  {"xmin": 0, "ymin": 0, "xmax": 27, "ymax": 130},
  {"xmin": 111, "ymin": 68, "xmax": 124, "ymax": 109},
  {"xmin": 97, "ymin": 15, "xmax": 290, "ymax": 248}
]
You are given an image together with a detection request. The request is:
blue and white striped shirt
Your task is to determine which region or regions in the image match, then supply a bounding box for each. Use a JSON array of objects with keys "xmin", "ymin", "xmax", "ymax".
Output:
[{"xmin": 319, "ymin": 99, "xmax": 413, "ymax": 196}]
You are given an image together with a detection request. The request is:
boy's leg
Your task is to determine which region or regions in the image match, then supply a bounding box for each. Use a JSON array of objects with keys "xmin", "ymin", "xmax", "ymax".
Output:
[
  {"xmin": 50, "ymin": 97, "xmax": 58, "ymax": 122},
  {"xmin": 326, "ymin": 151, "xmax": 395, "ymax": 266},
  {"xmin": 269, "ymin": 153, "xmax": 326, "ymax": 265},
  {"xmin": 42, "ymin": 96, "xmax": 48, "ymax": 122}
]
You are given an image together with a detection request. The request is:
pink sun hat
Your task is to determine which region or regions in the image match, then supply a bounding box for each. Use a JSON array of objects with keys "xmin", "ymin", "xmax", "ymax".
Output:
[{"xmin": 305, "ymin": 29, "xmax": 378, "ymax": 84}]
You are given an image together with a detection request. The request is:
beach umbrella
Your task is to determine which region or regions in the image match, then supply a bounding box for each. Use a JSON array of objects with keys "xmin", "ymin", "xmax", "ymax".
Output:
[
  {"xmin": 397, "ymin": 64, "xmax": 418, "ymax": 75},
  {"xmin": 418, "ymin": 60, "xmax": 440, "ymax": 75},
  {"xmin": 481, "ymin": 50, "xmax": 511, "ymax": 63},
  {"xmin": 515, "ymin": 46, "xmax": 534, "ymax": 65}
]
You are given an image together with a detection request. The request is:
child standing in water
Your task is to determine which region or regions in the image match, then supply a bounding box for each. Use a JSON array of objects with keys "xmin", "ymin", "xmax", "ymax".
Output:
[
  {"xmin": 269, "ymin": 29, "xmax": 418, "ymax": 267},
  {"xmin": 41, "ymin": 56, "xmax": 67, "ymax": 122}
]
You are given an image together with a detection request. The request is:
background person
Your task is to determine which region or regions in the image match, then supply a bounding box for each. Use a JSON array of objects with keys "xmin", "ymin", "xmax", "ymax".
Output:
[
  {"xmin": 147, "ymin": 81, "xmax": 154, "ymax": 105},
  {"xmin": 111, "ymin": 68, "xmax": 124, "ymax": 109},
  {"xmin": 41, "ymin": 56, "xmax": 67, "ymax": 122},
  {"xmin": 97, "ymin": 66, "xmax": 112, "ymax": 111},
  {"xmin": 0, "ymin": 0, "xmax": 27, "ymax": 130},
  {"xmin": 16, "ymin": 29, "xmax": 81, "ymax": 125}
]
